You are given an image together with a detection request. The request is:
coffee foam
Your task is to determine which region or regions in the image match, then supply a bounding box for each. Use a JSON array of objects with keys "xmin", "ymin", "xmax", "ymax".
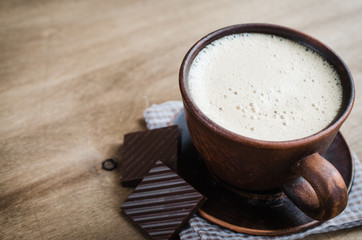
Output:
[{"xmin": 188, "ymin": 33, "xmax": 343, "ymax": 141}]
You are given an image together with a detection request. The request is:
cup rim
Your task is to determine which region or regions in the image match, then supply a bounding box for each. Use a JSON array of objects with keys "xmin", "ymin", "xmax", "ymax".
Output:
[{"xmin": 179, "ymin": 23, "xmax": 355, "ymax": 149}]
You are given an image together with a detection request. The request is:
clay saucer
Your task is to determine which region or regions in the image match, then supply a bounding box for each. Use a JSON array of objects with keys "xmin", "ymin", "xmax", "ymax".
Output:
[{"xmin": 171, "ymin": 110, "xmax": 354, "ymax": 236}]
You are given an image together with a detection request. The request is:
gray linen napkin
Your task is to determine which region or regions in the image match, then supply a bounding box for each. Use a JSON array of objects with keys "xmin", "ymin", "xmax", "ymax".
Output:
[{"xmin": 143, "ymin": 101, "xmax": 362, "ymax": 240}]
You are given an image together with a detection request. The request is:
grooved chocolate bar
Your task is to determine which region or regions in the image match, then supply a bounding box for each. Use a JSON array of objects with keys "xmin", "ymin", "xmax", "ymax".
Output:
[
  {"xmin": 121, "ymin": 161, "xmax": 206, "ymax": 240},
  {"xmin": 121, "ymin": 126, "xmax": 178, "ymax": 187}
]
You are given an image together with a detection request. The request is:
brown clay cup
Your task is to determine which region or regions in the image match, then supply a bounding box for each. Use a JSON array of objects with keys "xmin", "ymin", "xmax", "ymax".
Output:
[{"xmin": 179, "ymin": 24, "xmax": 354, "ymax": 221}]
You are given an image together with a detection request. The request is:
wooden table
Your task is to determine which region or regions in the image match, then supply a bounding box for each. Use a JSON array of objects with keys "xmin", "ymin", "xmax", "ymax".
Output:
[{"xmin": 1, "ymin": 0, "xmax": 361, "ymax": 239}]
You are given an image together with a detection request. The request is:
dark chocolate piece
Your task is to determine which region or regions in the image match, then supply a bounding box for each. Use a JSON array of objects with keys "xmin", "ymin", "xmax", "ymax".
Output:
[
  {"xmin": 121, "ymin": 126, "xmax": 178, "ymax": 187},
  {"xmin": 121, "ymin": 161, "xmax": 206, "ymax": 240}
]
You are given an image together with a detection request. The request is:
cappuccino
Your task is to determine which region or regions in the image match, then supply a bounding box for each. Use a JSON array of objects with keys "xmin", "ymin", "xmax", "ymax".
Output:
[{"xmin": 188, "ymin": 33, "xmax": 342, "ymax": 141}]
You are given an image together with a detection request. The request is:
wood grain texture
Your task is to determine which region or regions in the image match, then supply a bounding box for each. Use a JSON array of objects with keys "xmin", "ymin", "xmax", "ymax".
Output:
[{"xmin": 0, "ymin": 0, "xmax": 361, "ymax": 239}]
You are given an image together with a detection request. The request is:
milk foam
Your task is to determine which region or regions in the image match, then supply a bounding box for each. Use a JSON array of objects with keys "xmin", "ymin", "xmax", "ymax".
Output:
[{"xmin": 188, "ymin": 33, "xmax": 343, "ymax": 141}]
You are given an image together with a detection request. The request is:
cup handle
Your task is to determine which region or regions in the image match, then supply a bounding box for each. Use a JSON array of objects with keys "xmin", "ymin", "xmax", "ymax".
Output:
[{"xmin": 282, "ymin": 153, "xmax": 348, "ymax": 221}]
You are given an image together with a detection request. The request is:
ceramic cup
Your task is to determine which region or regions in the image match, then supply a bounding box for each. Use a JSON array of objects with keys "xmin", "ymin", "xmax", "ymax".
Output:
[{"xmin": 179, "ymin": 24, "xmax": 354, "ymax": 221}]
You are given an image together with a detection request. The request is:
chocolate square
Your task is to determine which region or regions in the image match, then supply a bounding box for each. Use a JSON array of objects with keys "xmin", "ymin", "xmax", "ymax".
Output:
[
  {"xmin": 121, "ymin": 126, "xmax": 178, "ymax": 187},
  {"xmin": 121, "ymin": 161, "xmax": 206, "ymax": 240}
]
